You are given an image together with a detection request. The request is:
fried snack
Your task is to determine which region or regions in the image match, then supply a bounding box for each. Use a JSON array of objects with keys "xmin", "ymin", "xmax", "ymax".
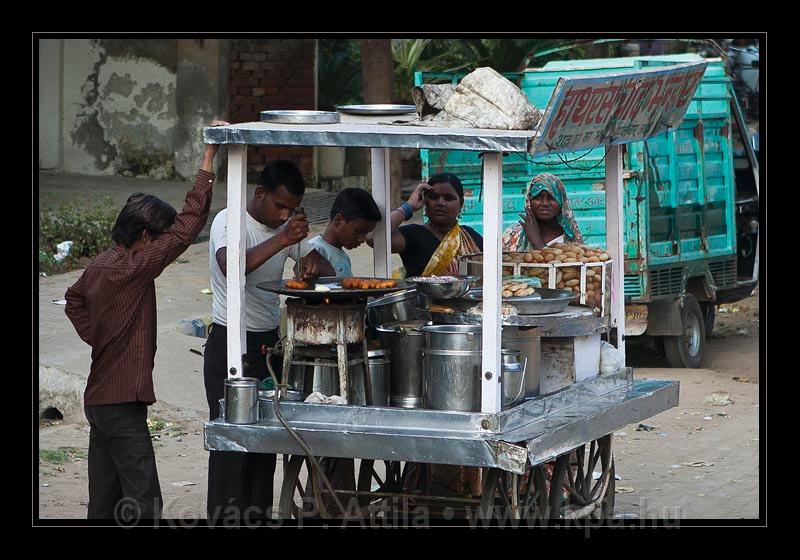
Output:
[
  {"xmin": 285, "ymin": 279, "xmax": 310, "ymax": 290},
  {"xmin": 341, "ymin": 277, "xmax": 397, "ymax": 290}
]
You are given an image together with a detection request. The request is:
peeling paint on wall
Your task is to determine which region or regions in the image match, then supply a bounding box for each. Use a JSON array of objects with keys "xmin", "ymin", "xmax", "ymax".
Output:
[
  {"xmin": 175, "ymin": 62, "xmax": 215, "ymax": 180},
  {"xmin": 63, "ymin": 39, "xmax": 178, "ymax": 178},
  {"xmin": 103, "ymin": 72, "xmax": 135, "ymax": 98}
]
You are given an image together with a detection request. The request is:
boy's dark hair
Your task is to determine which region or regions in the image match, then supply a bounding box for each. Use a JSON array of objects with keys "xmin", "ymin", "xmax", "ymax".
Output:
[
  {"xmin": 330, "ymin": 188, "xmax": 382, "ymax": 222},
  {"xmin": 111, "ymin": 193, "xmax": 178, "ymax": 248},
  {"xmin": 257, "ymin": 160, "xmax": 305, "ymax": 196},
  {"xmin": 428, "ymin": 172, "xmax": 464, "ymax": 202}
]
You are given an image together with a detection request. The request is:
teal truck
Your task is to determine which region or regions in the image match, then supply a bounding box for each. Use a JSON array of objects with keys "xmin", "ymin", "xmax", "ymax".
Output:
[{"xmin": 416, "ymin": 53, "xmax": 760, "ymax": 368}]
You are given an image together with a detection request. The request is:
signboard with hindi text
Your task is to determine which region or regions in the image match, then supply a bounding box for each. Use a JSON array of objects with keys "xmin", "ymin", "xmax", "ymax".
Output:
[{"xmin": 531, "ymin": 61, "xmax": 708, "ymax": 155}]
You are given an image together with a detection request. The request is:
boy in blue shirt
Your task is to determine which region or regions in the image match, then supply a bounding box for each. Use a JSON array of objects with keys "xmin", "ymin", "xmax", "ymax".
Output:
[{"xmin": 308, "ymin": 188, "xmax": 382, "ymax": 277}]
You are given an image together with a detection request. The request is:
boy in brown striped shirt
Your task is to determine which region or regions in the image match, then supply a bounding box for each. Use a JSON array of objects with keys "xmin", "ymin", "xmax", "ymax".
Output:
[{"xmin": 64, "ymin": 121, "xmax": 227, "ymax": 521}]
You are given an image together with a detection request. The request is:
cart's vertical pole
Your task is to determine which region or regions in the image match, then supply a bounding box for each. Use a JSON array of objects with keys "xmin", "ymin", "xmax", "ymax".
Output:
[
  {"xmin": 605, "ymin": 144, "xmax": 625, "ymax": 360},
  {"xmin": 481, "ymin": 152, "xmax": 503, "ymax": 414},
  {"xmin": 371, "ymin": 148, "xmax": 392, "ymax": 277},
  {"xmin": 226, "ymin": 145, "xmax": 248, "ymax": 378}
]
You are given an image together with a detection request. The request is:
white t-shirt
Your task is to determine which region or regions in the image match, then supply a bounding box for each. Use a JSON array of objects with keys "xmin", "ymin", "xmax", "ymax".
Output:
[
  {"xmin": 308, "ymin": 235, "xmax": 351, "ymax": 277},
  {"xmin": 546, "ymin": 235, "xmax": 566, "ymax": 247},
  {"xmin": 209, "ymin": 209, "xmax": 312, "ymax": 331}
]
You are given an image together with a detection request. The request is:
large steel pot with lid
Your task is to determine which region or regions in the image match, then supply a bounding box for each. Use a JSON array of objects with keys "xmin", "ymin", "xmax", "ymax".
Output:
[
  {"xmin": 422, "ymin": 326, "xmax": 528, "ymax": 412},
  {"xmin": 422, "ymin": 325, "xmax": 483, "ymax": 412},
  {"xmin": 367, "ymin": 289, "xmax": 420, "ymax": 328},
  {"xmin": 376, "ymin": 320, "xmax": 427, "ymax": 408}
]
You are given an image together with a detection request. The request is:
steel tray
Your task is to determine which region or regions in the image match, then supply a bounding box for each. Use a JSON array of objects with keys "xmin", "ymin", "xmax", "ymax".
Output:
[
  {"xmin": 256, "ymin": 277, "xmax": 410, "ymax": 300},
  {"xmin": 461, "ymin": 288, "xmax": 577, "ymax": 315},
  {"xmin": 260, "ymin": 110, "xmax": 340, "ymax": 124},
  {"xmin": 336, "ymin": 104, "xmax": 417, "ymax": 115}
]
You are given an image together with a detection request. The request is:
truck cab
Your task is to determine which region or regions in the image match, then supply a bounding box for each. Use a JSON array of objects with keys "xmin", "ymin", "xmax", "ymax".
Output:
[{"xmin": 416, "ymin": 53, "xmax": 760, "ymax": 368}]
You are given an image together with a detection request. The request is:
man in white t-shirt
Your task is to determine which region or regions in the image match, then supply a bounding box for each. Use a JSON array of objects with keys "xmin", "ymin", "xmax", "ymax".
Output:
[{"xmin": 203, "ymin": 160, "xmax": 334, "ymax": 523}]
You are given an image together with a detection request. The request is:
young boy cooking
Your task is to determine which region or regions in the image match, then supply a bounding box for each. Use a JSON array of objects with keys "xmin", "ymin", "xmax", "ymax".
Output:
[{"xmin": 307, "ymin": 187, "xmax": 382, "ymax": 277}]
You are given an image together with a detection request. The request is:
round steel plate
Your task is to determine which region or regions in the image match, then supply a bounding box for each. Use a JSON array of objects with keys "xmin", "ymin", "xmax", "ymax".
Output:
[
  {"xmin": 260, "ymin": 110, "xmax": 340, "ymax": 124},
  {"xmin": 336, "ymin": 104, "xmax": 417, "ymax": 116}
]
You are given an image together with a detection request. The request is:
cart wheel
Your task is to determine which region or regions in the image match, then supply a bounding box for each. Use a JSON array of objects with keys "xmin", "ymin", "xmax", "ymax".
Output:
[
  {"xmin": 664, "ymin": 294, "xmax": 706, "ymax": 368},
  {"xmin": 356, "ymin": 461, "xmax": 420, "ymax": 516},
  {"xmin": 357, "ymin": 460, "xmax": 404, "ymax": 496},
  {"xmin": 278, "ymin": 455, "xmax": 355, "ymax": 519},
  {"xmin": 478, "ymin": 465, "xmax": 550, "ymax": 521},
  {"xmin": 278, "ymin": 455, "xmax": 314, "ymax": 519},
  {"xmin": 550, "ymin": 434, "xmax": 615, "ymax": 520}
]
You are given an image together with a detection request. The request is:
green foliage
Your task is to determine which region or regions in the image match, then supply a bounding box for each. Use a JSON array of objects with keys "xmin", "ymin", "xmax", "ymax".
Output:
[
  {"xmin": 392, "ymin": 39, "xmax": 468, "ymax": 103},
  {"xmin": 39, "ymin": 447, "xmax": 87, "ymax": 464},
  {"xmin": 317, "ymin": 39, "xmax": 363, "ymax": 111},
  {"xmin": 390, "ymin": 39, "xmax": 588, "ymax": 102},
  {"xmin": 38, "ymin": 196, "xmax": 116, "ymax": 274}
]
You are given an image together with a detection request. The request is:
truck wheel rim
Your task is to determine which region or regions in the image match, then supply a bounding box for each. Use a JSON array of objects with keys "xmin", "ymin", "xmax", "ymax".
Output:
[{"xmin": 685, "ymin": 314, "xmax": 701, "ymax": 357}]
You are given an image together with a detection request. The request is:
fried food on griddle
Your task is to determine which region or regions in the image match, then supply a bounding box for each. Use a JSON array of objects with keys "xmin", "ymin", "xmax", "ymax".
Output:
[
  {"xmin": 341, "ymin": 278, "xmax": 397, "ymax": 290},
  {"xmin": 285, "ymin": 279, "xmax": 311, "ymax": 290}
]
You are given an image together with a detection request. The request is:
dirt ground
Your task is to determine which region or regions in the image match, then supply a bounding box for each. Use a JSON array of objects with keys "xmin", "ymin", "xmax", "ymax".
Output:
[{"xmin": 37, "ymin": 240, "xmax": 761, "ymax": 521}]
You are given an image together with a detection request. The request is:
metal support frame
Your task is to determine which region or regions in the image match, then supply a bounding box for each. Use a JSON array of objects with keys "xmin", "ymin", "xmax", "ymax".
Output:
[
  {"xmin": 605, "ymin": 144, "xmax": 626, "ymax": 360},
  {"xmin": 371, "ymin": 148, "xmax": 392, "ymax": 278},
  {"xmin": 481, "ymin": 153, "xmax": 504, "ymax": 413},
  {"xmin": 226, "ymin": 145, "xmax": 247, "ymax": 378}
]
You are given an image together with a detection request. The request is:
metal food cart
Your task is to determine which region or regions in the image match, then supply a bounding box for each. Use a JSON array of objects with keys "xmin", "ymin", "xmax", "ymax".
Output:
[{"xmin": 203, "ymin": 62, "xmax": 706, "ymax": 521}]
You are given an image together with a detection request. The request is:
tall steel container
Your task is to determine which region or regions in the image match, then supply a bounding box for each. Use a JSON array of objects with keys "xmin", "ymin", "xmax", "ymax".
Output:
[
  {"xmin": 422, "ymin": 325, "xmax": 483, "ymax": 412},
  {"xmin": 376, "ymin": 321, "xmax": 427, "ymax": 408}
]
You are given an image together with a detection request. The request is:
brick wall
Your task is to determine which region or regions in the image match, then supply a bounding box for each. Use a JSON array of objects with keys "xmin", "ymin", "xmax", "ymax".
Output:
[{"xmin": 228, "ymin": 38, "xmax": 316, "ymax": 179}]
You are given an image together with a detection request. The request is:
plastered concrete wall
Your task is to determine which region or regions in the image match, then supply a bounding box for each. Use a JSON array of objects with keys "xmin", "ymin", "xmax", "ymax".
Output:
[
  {"xmin": 39, "ymin": 40, "xmax": 63, "ymax": 170},
  {"xmin": 39, "ymin": 38, "xmax": 315, "ymax": 180},
  {"xmin": 175, "ymin": 39, "xmax": 229, "ymax": 180},
  {"xmin": 61, "ymin": 39, "xmax": 178, "ymax": 178}
]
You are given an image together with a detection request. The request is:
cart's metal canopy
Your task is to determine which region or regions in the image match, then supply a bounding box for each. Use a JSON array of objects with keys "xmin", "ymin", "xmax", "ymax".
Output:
[
  {"xmin": 203, "ymin": 61, "xmax": 705, "ymax": 419},
  {"xmin": 203, "ymin": 121, "xmax": 538, "ymax": 153}
]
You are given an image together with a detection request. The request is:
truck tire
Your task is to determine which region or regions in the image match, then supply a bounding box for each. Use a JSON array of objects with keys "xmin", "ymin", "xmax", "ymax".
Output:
[
  {"xmin": 663, "ymin": 295, "xmax": 705, "ymax": 368},
  {"xmin": 701, "ymin": 303, "xmax": 716, "ymax": 338}
]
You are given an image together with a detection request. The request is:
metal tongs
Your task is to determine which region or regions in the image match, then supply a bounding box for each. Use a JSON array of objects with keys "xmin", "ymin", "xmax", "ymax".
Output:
[{"xmin": 293, "ymin": 206, "xmax": 305, "ymax": 281}]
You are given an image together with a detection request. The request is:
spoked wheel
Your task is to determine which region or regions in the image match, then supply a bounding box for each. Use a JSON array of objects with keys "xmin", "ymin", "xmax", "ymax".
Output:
[
  {"xmin": 277, "ymin": 455, "xmax": 356, "ymax": 519},
  {"xmin": 356, "ymin": 460, "xmax": 405, "ymax": 506},
  {"xmin": 478, "ymin": 464, "xmax": 552, "ymax": 521},
  {"xmin": 355, "ymin": 461, "xmax": 429, "ymax": 517},
  {"xmin": 550, "ymin": 434, "xmax": 615, "ymax": 520},
  {"xmin": 278, "ymin": 455, "xmax": 315, "ymax": 519}
]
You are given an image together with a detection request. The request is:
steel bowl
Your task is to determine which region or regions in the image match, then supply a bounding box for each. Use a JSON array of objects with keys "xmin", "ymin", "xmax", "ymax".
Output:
[
  {"xmin": 366, "ymin": 289, "xmax": 420, "ymax": 327},
  {"xmin": 406, "ymin": 275, "xmax": 479, "ymax": 299}
]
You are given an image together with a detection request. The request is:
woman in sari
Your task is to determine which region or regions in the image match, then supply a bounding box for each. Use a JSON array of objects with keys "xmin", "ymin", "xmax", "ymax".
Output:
[
  {"xmin": 503, "ymin": 173, "xmax": 583, "ymax": 251},
  {"xmin": 368, "ymin": 172, "xmax": 483, "ymax": 498},
  {"xmin": 369, "ymin": 172, "xmax": 483, "ymax": 278}
]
